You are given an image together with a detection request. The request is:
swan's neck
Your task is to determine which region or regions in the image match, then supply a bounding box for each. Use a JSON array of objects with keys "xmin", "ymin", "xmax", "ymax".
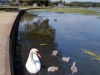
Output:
[
  {"xmin": 73, "ymin": 63, "xmax": 76, "ymax": 66},
  {"xmin": 30, "ymin": 52, "xmax": 34, "ymax": 61}
]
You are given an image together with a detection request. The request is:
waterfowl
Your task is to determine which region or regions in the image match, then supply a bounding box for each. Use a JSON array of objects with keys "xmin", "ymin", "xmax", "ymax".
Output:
[
  {"xmin": 54, "ymin": 19, "xmax": 57, "ymax": 22},
  {"xmin": 62, "ymin": 57, "xmax": 70, "ymax": 63},
  {"xmin": 25, "ymin": 48, "xmax": 41, "ymax": 74},
  {"xmin": 45, "ymin": 18, "xmax": 49, "ymax": 21},
  {"xmin": 71, "ymin": 62, "xmax": 77, "ymax": 74},
  {"xmin": 52, "ymin": 50, "xmax": 58, "ymax": 56},
  {"xmin": 48, "ymin": 66, "xmax": 58, "ymax": 72}
]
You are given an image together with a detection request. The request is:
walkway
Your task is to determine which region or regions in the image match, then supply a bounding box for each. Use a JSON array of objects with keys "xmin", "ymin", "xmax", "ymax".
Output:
[{"xmin": 0, "ymin": 12, "xmax": 18, "ymax": 75}]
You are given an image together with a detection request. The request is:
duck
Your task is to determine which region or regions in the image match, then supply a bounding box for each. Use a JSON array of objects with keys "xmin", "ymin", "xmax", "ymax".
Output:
[
  {"xmin": 52, "ymin": 50, "xmax": 58, "ymax": 56},
  {"xmin": 62, "ymin": 57, "xmax": 70, "ymax": 63},
  {"xmin": 45, "ymin": 18, "xmax": 49, "ymax": 21},
  {"xmin": 25, "ymin": 48, "xmax": 41, "ymax": 74},
  {"xmin": 71, "ymin": 62, "xmax": 77, "ymax": 74},
  {"xmin": 48, "ymin": 66, "xmax": 58, "ymax": 72},
  {"xmin": 54, "ymin": 19, "xmax": 57, "ymax": 22}
]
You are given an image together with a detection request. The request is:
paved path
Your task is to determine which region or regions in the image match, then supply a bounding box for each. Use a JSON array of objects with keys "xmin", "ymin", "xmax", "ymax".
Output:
[{"xmin": 0, "ymin": 12, "xmax": 18, "ymax": 75}]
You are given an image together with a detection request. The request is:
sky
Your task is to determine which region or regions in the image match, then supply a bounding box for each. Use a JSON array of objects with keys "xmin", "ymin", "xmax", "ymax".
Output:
[{"xmin": 51, "ymin": 0, "xmax": 100, "ymax": 2}]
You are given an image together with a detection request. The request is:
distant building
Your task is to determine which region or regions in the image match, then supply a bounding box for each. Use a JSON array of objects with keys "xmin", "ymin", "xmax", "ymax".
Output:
[
  {"xmin": 58, "ymin": 3, "xmax": 64, "ymax": 7},
  {"xmin": 0, "ymin": 2, "xmax": 2, "ymax": 6},
  {"xmin": 33, "ymin": 3, "xmax": 37, "ymax": 7},
  {"xmin": 66, "ymin": 2, "xmax": 70, "ymax": 4}
]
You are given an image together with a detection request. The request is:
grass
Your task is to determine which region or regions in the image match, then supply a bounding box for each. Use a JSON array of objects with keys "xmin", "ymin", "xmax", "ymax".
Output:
[
  {"xmin": 27, "ymin": 7, "xmax": 100, "ymax": 16},
  {"xmin": 0, "ymin": 6, "xmax": 48, "ymax": 12},
  {"xmin": 51, "ymin": 8, "xmax": 95, "ymax": 13},
  {"xmin": 1, "ymin": 6, "xmax": 99, "ymax": 15},
  {"xmin": 0, "ymin": 6, "xmax": 48, "ymax": 9},
  {"xmin": 84, "ymin": 50, "xmax": 100, "ymax": 63}
]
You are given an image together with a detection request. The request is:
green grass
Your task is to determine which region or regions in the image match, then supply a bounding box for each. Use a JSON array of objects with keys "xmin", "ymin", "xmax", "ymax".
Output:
[
  {"xmin": 27, "ymin": 7, "xmax": 100, "ymax": 16},
  {"xmin": 51, "ymin": 8, "xmax": 97, "ymax": 15},
  {"xmin": 0, "ymin": 6, "xmax": 48, "ymax": 12},
  {"xmin": 0, "ymin": 6, "xmax": 48, "ymax": 9},
  {"xmin": 1, "ymin": 6, "xmax": 99, "ymax": 15}
]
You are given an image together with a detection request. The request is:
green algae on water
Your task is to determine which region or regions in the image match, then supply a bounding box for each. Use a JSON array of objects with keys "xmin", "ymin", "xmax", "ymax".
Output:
[
  {"xmin": 40, "ymin": 43, "xmax": 48, "ymax": 46},
  {"xmin": 84, "ymin": 50, "xmax": 96, "ymax": 56},
  {"xmin": 84, "ymin": 50, "xmax": 100, "ymax": 62}
]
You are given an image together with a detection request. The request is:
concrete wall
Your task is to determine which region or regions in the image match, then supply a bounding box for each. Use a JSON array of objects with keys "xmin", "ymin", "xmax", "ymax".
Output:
[{"xmin": 8, "ymin": 10, "xmax": 25, "ymax": 75}]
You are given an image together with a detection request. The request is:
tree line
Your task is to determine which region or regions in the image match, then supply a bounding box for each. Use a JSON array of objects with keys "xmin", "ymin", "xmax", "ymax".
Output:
[
  {"xmin": 18, "ymin": 0, "xmax": 50, "ymax": 6},
  {"xmin": 49, "ymin": 1, "xmax": 100, "ymax": 7},
  {"xmin": 69, "ymin": 1, "xmax": 100, "ymax": 7},
  {"xmin": 0, "ymin": 0, "xmax": 100, "ymax": 7},
  {"xmin": 0, "ymin": 0, "xmax": 50, "ymax": 6}
]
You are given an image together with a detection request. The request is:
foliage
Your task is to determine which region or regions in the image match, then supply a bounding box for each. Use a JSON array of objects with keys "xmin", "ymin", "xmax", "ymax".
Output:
[
  {"xmin": 18, "ymin": 0, "xmax": 50, "ymax": 6},
  {"xmin": 49, "ymin": 2, "xmax": 55, "ymax": 6},
  {"xmin": 68, "ymin": 1, "xmax": 100, "ymax": 7},
  {"xmin": 48, "ymin": 1, "xmax": 100, "ymax": 7},
  {"xmin": 6, "ymin": 9, "xmax": 12, "ymax": 12}
]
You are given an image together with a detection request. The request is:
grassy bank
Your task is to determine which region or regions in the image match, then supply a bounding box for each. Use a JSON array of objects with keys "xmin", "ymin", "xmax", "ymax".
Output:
[
  {"xmin": 51, "ymin": 8, "xmax": 97, "ymax": 14},
  {"xmin": 1, "ymin": 6, "xmax": 99, "ymax": 16},
  {"xmin": 0, "ymin": 6, "xmax": 48, "ymax": 12},
  {"xmin": 27, "ymin": 7, "xmax": 100, "ymax": 16},
  {"xmin": 0, "ymin": 6, "xmax": 48, "ymax": 9}
]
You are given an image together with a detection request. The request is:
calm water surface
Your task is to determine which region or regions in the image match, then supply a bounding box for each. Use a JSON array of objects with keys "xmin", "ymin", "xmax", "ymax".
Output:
[{"xmin": 15, "ymin": 11, "xmax": 100, "ymax": 75}]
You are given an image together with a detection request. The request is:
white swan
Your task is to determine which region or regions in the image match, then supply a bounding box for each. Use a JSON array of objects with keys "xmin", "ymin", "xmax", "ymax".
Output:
[{"xmin": 25, "ymin": 48, "xmax": 41, "ymax": 74}]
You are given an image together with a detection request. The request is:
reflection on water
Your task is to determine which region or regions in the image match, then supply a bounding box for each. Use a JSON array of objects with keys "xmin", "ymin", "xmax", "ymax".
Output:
[{"xmin": 15, "ymin": 11, "xmax": 100, "ymax": 75}]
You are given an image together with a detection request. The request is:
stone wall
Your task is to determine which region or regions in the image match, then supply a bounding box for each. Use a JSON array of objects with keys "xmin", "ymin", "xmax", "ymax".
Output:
[{"xmin": 7, "ymin": 10, "xmax": 25, "ymax": 75}]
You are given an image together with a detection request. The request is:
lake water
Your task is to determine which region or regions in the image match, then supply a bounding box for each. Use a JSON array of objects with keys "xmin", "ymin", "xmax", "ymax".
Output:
[{"xmin": 15, "ymin": 11, "xmax": 100, "ymax": 75}]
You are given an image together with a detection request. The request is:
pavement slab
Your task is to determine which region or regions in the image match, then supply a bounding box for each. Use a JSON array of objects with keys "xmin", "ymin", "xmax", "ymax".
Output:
[{"xmin": 0, "ymin": 12, "xmax": 18, "ymax": 75}]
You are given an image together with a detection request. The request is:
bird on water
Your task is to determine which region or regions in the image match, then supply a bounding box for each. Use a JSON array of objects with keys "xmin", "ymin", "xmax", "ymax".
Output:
[
  {"xmin": 25, "ymin": 48, "xmax": 41, "ymax": 74},
  {"xmin": 62, "ymin": 57, "xmax": 70, "ymax": 63},
  {"xmin": 71, "ymin": 62, "xmax": 77, "ymax": 74},
  {"xmin": 52, "ymin": 50, "xmax": 58, "ymax": 56},
  {"xmin": 47, "ymin": 66, "xmax": 58, "ymax": 72}
]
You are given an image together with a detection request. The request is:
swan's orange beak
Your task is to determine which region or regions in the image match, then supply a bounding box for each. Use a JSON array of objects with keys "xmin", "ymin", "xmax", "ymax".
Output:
[{"xmin": 36, "ymin": 52, "xmax": 41, "ymax": 58}]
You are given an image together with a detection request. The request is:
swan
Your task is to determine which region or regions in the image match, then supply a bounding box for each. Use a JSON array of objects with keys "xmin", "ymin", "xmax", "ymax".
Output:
[
  {"xmin": 71, "ymin": 62, "xmax": 77, "ymax": 74},
  {"xmin": 25, "ymin": 48, "xmax": 41, "ymax": 74},
  {"xmin": 62, "ymin": 57, "xmax": 70, "ymax": 63},
  {"xmin": 48, "ymin": 66, "xmax": 58, "ymax": 72},
  {"xmin": 52, "ymin": 50, "xmax": 58, "ymax": 56}
]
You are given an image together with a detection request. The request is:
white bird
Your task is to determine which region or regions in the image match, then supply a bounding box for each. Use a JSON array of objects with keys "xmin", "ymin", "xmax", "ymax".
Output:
[
  {"xmin": 52, "ymin": 50, "xmax": 58, "ymax": 56},
  {"xmin": 48, "ymin": 66, "xmax": 58, "ymax": 72},
  {"xmin": 25, "ymin": 48, "xmax": 41, "ymax": 74},
  {"xmin": 62, "ymin": 57, "xmax": 70, "ymax": 63},
  {"xmin": 71, "ymin": 62, "xmax": 77, "ymax": 74}
]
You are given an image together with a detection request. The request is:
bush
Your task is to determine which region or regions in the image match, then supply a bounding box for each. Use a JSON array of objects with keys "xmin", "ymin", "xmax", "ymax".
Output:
[{"xmin": 6, "ymin": 9, "xmax": 11, "ymax": 12}]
